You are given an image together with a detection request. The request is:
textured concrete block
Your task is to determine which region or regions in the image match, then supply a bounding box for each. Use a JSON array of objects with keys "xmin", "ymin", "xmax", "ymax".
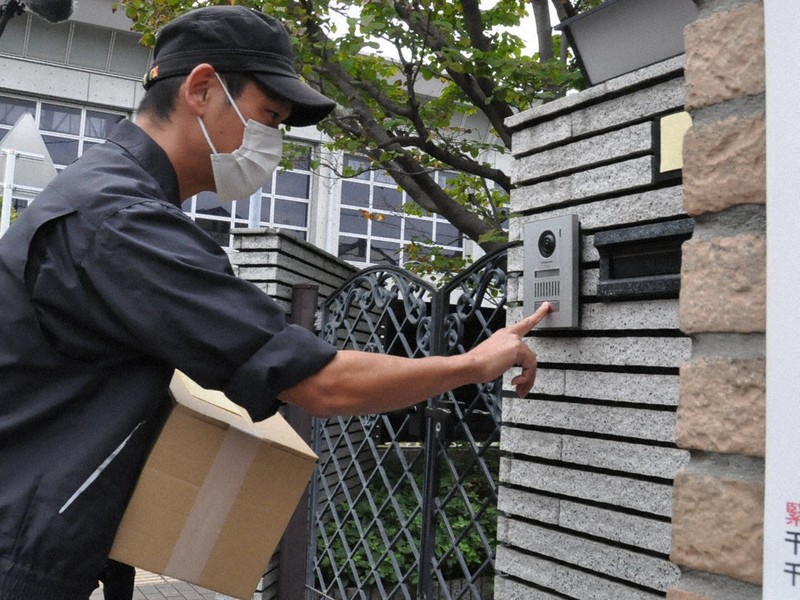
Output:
[
  {"xmin": 496, "ymin": 546, "xmax": 664, "ymax": 600},
  {"xmin": 560, "ymin": 501, "xmax": 672, "ymax": 554},
  {"xmin": 499, "ymin": 428, "xmax": 684, "ymax": 479},
  {"xmin": 499, "ymin": 520, "xmax": 680, "ymax": 590},
  {"xmin": 685, "ymin": 3, "xmax": 765, "ymax": 109},
  {"xmin": 510, "ymin": 185, "xmax": 685, "ymax": 233},
  {"xmin": 571, "ymin": 78, "xmax": 687, "ymax": 139},
  {"xmin": 494, "ymin": 576, "xmax": 565, "ymax": 600},
  {"xmin": 506, "ymin": 299, "xmax": 679, "ymax": 332},
  {"xmin": 511, "ymin": 115, "xmax": 573, "ymax": 156},
  {"xmin": 529, "ymin": 336, "xmax": 691, "ymax": 369},
  {"xmin": 680, "ymin": 235, "xmax": 766, "ymax": 333},
  {"xmin": 678, "ymin": 358, "xmax": 765, "ymax": 457},
  {"xmin": 564, "ymin": 370, "xmax": 680, "ymax": 406},
  {"xmin": 683, "ymin": 114, "xmax": 766, "ymax": 215},
  {"xmin": 671, "ymin": 472, "xmax": 764, "ymax": 584},
  {"xmin": 561, "ymin": 436, "xmax": 689, "ymax": 479},
  {"xmin": 510, "ymin": 156, "xmax": 653, "ymax": 210},
  {"xmin": 500, "ymin": 428, "xmax": 562, "ymax": 459},
  {"xmin": 497, "ymin": 487, "xmax": 559, "ymax": 523},
  {"xmin": 500, "ymin": 458, "xmax": 674, "ymax": 516},
  {"xmin": 580, "ymin": 300, "xmax": 680, "ymax": 331},
  {"xmin": 503, "ymin": 398, "xmax": 677, "ymax": 443},
  {"xmin": 511, "ymin": 122, "xmax": 652, "ymax": 184}
]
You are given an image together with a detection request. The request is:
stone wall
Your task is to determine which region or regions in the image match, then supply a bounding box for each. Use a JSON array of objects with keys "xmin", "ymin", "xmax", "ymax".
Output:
[
  {"xmin": 500, "ymin": 57, "xmax": 691, "ymax": 598},
  {"xmin": 501, "ymin": 1, "xmax": 767, "ymax": 598},
  {"xmin": 229, "ymin": 227, "xmax": 358, "ymax": 318},
  {"xmin": 668, "ymin": 1, "xmax": 766, "ymax": 598}
]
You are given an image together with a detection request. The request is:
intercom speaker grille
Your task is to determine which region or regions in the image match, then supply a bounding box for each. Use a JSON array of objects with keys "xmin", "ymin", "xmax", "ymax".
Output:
[{"xmin": 533, "ymin": 280, "xmax": 560, "ymax": 299}]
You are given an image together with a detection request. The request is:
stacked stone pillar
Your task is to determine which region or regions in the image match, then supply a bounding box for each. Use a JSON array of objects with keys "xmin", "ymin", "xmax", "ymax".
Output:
[{"xmin": 667, "ymin": 1, "xmax": 766, "ymax": 599}]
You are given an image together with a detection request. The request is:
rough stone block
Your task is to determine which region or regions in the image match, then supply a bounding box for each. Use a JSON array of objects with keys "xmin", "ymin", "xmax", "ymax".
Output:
[
  {"xmin": 683, "ymin": 114, "xmax": 766, "ymax": 215},
  {"xmin": 671, "ymin": 471, "xmax": 764, "ymax": 584},
  {"xmin": 666, "ymin": 591, "xmax": 711, "ymax": 600},
  {"xmin": 684, "ymin": 3, "xmax": 765, "ymax": 109},
  {"xmin": 665, "ymin": 569, "xmax": 763, "ymax": 600},
  {"xmin": 678, "ymin": 358, "xmax": 766, "ymax": 457},
  {"xmin": 680, "ymin": 235, "xmax": 766, "ymax": 333}
]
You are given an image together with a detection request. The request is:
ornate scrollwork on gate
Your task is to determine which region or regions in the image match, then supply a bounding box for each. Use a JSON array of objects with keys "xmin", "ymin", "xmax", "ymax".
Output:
[
  {"xmin": 311, "ymin": 247, "xmax": 512, "ymax": 600},
  {"xmin": 321, "ymin": 266, "xmax": 436, "ymax": 355}
]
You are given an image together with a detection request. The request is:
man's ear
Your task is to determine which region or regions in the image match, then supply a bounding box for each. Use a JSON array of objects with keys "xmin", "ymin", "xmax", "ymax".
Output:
[{"xmin": 182, "ymin": 63, "xmax": 217, "ymax": 117}]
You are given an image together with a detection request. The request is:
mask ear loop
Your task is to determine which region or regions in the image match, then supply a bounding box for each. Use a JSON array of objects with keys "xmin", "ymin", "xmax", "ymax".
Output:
[
  {"xmin": 214, "ymin": 72, "xmax": 248, "ymax": 126},
  {"xmin": 197, "ymin": 72, "xmax": 248, "ymax": 155},
  {"xmin": 196, "ymin": 116, "xmax": 218, "ymax": 154}
]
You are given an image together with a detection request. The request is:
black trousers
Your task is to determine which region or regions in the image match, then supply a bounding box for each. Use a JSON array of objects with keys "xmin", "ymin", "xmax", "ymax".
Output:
[{"xmin": 97, "ymin": 560, "xmax": 134, "ymax": 600}]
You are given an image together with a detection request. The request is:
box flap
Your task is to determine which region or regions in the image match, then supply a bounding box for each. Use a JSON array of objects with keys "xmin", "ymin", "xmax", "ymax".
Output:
[{"xmin": 169, "ymin": 371, "xmax": 317, "ymax": 461}]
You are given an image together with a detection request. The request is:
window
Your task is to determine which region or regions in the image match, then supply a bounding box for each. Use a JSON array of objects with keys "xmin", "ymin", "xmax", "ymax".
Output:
[
  {"xmin": 337, "ymin": 155, "xmax": 464, "ymax": 267},
  {"xmin": 0, "ymin": 94, "xmax": 126, "ymax": 171},
  {"xmin": 182, "ymin": 143, "xmax": 314, "ymax": 247}
]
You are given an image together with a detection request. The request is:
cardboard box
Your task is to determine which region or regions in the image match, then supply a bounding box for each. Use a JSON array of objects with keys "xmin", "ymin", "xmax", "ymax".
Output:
[{"xmin": 110, "ymin": 371, "xmax": 317, "ymax": 599}]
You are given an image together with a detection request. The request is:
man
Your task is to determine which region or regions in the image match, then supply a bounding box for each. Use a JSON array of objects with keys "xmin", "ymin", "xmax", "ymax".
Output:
[{"xmin": 0, "ymin": 6, "xmax": 549, "ymax": 600}]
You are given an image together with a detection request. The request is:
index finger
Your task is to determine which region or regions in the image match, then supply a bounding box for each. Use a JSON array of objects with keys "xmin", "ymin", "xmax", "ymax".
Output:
[{"xmin": 508, "ymin": 302, "xmax": 552, "ymax": 336}]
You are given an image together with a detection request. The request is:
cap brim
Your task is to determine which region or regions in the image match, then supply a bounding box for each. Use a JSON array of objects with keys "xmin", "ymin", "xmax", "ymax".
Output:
[{"xmin": 253, "ymin": 73, "xmax": 336, "ymax": 127}]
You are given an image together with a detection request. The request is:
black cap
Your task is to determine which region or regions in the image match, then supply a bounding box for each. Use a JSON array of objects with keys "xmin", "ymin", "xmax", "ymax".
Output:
[{"xmin": 142, "ymin": 6, "xmax": 336, "ymax": 127}]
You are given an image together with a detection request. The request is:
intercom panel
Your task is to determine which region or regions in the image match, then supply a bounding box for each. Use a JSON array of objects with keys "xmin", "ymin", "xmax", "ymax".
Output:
[{"xmin": 523, "ymin": 214, "xmax": 580, "ymax": 329}]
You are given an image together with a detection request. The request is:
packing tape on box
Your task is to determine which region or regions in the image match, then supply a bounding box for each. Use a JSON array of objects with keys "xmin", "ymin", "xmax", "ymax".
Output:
[{"xmin": 165, "ymin": 425, "xmax": 261, "ymax": 581}]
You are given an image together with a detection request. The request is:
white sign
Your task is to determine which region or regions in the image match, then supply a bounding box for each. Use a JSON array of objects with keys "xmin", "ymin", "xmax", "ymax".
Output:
[{"xmin": 764, "ymin": 1, "xmax": 800, "ymax": 597}]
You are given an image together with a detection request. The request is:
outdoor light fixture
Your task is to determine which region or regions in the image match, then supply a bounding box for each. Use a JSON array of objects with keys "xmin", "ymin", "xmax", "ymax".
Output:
[{"xmin": 555, "ymin": 0, "xmax": 699, "ymax": 86}]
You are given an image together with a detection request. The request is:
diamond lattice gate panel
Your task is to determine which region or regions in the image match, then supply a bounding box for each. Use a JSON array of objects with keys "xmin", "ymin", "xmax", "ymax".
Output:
[{"xmin": 307, "ymin": 249, "xmax": 509, "ymax": 600}]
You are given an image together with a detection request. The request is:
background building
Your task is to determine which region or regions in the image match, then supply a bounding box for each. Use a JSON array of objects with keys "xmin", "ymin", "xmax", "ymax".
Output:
[{"xmin": 0, "ymin": 0, "xmax": 473, "ymax": 267}]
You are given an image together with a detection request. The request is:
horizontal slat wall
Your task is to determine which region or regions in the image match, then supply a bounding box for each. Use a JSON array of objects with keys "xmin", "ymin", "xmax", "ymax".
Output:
[
  {"xmin": 497, "ymin": 57, "xmax": 690, "ymax": 599},
  {"xmin": 230, "ymin": 227, "xmax": 358, "ymax": 316}
]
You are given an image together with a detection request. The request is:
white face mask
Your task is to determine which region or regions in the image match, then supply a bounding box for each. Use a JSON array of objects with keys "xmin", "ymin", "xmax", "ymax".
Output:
[{"xmin": 197, "ymin": 73, "xmax": 283, "ymax": 202}]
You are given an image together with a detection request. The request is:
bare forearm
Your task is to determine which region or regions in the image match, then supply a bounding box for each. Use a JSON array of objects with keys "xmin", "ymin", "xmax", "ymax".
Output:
[
  {"xmin": 279, "ymin": 350, "xmax": 480, "ymax": 417},
  {"xmin": 278, "ymin": 303, "xmax": 551, "ymax": 417}
]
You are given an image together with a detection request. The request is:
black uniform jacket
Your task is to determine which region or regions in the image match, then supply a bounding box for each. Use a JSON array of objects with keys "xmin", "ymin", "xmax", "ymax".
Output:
[{"xmin": 0, "ymin": 120, "xmax": 336, "ymax": 599}]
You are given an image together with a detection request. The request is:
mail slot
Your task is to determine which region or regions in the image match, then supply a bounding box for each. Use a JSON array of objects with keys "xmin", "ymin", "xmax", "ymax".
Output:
[{"xmin": 594, "ymin": 218, "xmax": 694, "ymax": 300}]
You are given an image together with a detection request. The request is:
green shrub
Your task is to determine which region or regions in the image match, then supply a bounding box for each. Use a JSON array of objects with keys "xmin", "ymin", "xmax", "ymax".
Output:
[{"xmin": 317, "ymin": 446, "xmax": 498, "ymax": 590}]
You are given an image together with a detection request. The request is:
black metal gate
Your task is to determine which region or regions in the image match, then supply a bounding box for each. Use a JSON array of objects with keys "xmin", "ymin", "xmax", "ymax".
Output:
[{"xmin": 307, "ymin": 248, "xmax": 509, "ymax": 600}]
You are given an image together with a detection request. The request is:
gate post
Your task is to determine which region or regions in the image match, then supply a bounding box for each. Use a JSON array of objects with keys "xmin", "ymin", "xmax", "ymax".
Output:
[
  {"xmin": 277, "ymin": 284, "xmax": 319, "ymax": 600},
  {"xmin": 417, "ymin": 289, "xmax": 449, "ymax": 600}
]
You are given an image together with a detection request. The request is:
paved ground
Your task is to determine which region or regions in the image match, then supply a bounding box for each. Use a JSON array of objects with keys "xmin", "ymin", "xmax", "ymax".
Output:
[{"xmin": 89, "ymin": 569, "xmax": 218, "ymax": 600}]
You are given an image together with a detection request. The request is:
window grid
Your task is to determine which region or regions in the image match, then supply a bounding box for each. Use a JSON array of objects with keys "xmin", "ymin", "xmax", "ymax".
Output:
[
  {"xmin": 0, "ymin": 92, "xmax": 315, "ymax": 249},
  {"xmin": 0, "ymin": 97, "xmax": 126, "ymax": 170},
  {"xmin": 0, "ymin": 94, "xmax": 126, "ymax": 209},
  {"xmin": 182, "ymin": 146, "xmax": 314, "ymax": 248},
  {"xmin": 338, "ymin": 155, "xmax": 463, "ymax": 268}
]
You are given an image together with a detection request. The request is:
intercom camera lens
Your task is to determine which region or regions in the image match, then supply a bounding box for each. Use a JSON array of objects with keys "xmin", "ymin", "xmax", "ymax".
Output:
[{"xmin": 538, "ymin": 230, "xmax": 557, "ymax": 258}]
